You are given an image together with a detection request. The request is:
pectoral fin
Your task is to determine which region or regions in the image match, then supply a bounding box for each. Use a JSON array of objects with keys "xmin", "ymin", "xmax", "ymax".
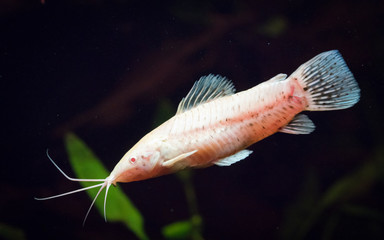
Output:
[
  {"xmin": 162, "ymin": 150, "xmax": 198, "ymax": 168},
  {"xmin": 215, "ymin": 149, "xmax": 253, "ymax": 166}
]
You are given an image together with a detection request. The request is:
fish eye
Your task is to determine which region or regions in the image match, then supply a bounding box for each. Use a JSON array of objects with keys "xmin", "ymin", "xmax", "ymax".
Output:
[{"xmin": 129, "ymin": 157, "xmax": 137, "ymax": 164}]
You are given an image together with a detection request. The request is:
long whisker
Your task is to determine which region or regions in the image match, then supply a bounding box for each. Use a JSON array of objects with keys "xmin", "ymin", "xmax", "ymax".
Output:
[
  {"xmin": 103, "ymin": 183, "xmax": 112, "ymax": 222},
  {"xmin": 83, "ymin": 183, "xmax": 106, "ymax": 226},
  {"xmin": 46, "ymin": 149, "xmax": 105, "ymax": 182},
  {"xmin": 37, "ymin": 149, "xmax": 115, "ymax": 225},
  {"xmin": 34, "ymin": 182, "xmax": 104, "ymax": 200}
]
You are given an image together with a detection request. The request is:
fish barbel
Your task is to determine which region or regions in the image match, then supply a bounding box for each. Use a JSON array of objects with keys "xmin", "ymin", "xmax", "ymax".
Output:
[{"xmin": 37, "ymin": 50, "xmax": 360, "ymax": 223}]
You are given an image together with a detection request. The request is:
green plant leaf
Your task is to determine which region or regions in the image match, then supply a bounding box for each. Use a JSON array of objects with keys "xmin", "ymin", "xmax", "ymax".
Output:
[
  {"xmin": 258, "ymin": 15, "xmax": 288, "ymax": 38},
  {"xmin": 0, "ymin": 223, "xmax": 25, "ymax": 240},
  {"xmin": 65, "ymin": 132, "xmax": 148, "ymax": 240},
  {"xmin": 152, "ymin": 98, "xmax": 175, "ymax": 128},
  {"xmin": 162, "ymin": 220, "xmax": 193, "ymax": 240},
  {"xmin": 320, "ymin": 161, "xmax": 376, "ymax": 209},
  {"xmin": 281, "ymin": 144, "xmax": 384, "ymax": 240}
]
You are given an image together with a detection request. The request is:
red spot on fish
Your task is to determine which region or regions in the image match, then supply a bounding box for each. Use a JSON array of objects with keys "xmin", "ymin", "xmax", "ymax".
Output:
[
  {"xmin": 288, "ymin": 85, "xmax": 303, "ymax": 105},
  {"xmin": 130, "ymin": 157, "xmax": 136, "ymax": 163},
  {"xmin": 289, "ymin": 85, "xmax": 295, "ymax": 95}
]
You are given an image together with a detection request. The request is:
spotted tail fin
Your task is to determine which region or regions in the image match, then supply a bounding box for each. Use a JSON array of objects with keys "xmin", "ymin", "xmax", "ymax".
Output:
[{"xmin": 290, "ymin": 50, "xmax": 360, "ymax": 111}]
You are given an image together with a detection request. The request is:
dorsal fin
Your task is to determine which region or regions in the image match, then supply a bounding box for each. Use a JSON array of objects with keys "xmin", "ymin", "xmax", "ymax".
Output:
[{"xmin": 176, "ymin": 74, "xmax": 236, "ymax": 114}]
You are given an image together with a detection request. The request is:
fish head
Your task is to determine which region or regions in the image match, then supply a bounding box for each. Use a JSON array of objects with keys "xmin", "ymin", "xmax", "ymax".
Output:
[{"xmin": 109, "ymin": 143, "xmax": 163, "ymax": 184}]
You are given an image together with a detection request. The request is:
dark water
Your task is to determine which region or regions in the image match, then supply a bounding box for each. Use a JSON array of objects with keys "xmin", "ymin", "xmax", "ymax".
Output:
[{"xmin": 1, "ymin": 0, "xmax": 383, "ymax": 239}]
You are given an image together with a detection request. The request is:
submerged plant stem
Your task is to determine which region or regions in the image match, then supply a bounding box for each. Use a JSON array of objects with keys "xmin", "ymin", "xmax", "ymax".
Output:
[{"xmin": 178, "ymin": 170, "xmax": 204, "ymax": 240}]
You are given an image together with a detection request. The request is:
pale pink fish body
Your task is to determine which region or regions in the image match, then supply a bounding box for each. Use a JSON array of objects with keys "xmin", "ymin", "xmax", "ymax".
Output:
[
  {"xmin": 165, "ymin": 76, "xmax": 301, "ymax": 157},
  {"xmin": 114, "ymin": 74, "xmax": 305, "ymax": 182},
  {"xmin": 111, "ymin": 50, "xmax": 360, "ymax": 184},
  {"xmin": 36, "ymin": 50, "xmax": 360, "ymax": 223}
]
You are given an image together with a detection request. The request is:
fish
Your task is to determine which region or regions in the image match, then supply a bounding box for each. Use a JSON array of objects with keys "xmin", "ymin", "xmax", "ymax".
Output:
[{"xmin": 36, "ymin": 50, "xmax": 360, "ymax": 223}]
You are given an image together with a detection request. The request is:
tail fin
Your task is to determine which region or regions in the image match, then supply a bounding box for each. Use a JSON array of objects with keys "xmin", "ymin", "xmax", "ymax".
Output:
[{"xmin": 290, "ymin": 50, "xmax": 360, "ymax": 111}]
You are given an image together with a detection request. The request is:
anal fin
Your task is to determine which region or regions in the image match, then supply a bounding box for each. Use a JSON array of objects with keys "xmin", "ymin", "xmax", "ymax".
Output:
[
  {"xmin": 279, "ymin": 114, "xmax": 315, "ymax": 134},
  {"xmin": 162, "ymin": 150, "xmax": 198, "ymax": 168},
  {"xmin": 215, "ymin": 149, "xmax": 253, "ymax": 166}
]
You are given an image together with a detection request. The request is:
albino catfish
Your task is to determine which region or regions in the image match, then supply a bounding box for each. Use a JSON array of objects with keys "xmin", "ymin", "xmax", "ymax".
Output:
[{"xmin": 36, "ymin": 50, "xmax": 360, "ymax": 223}]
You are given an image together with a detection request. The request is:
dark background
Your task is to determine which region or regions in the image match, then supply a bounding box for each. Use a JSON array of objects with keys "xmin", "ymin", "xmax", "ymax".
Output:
[{"xmin": 1, "ymin": 0, "xmax": 383, "ymax": 239}]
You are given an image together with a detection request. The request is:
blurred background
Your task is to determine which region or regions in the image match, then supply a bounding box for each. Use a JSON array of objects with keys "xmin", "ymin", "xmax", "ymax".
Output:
[{"xmin": 1, "ymin": 0, "xmax": 383, "ymax": 239}]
